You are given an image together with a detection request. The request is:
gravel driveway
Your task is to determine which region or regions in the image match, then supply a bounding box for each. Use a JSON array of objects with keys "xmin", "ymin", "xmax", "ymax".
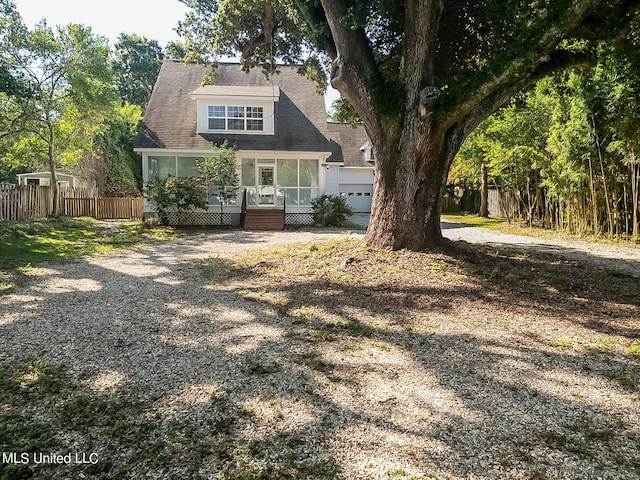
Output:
[
  {"xmin": 350, "ymin": 213, "xmax": 640, "ymax": 277},
  {"xmin": 442, "ymin": 221, "xmax": 640, "ymax": 277},
  {"xmin": 1, "ymin": 228, "xmax": 351, "ymax": 382},
  {"xmin": 1, "ymin": 224, "xmax": 638, "ymax": 479}
]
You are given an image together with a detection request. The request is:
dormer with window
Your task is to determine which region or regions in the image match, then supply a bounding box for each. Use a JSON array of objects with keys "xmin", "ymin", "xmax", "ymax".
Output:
[
  {"xmin": 191, "ymin": 85, "xmax": 279, "ymax": 135},
  {"xmin": 360, "ymin": 140, "xmax": 375, "ymax": 164}
]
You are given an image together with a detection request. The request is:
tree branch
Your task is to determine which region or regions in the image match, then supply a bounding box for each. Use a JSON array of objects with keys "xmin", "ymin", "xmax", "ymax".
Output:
[
  {"xmin": 291, "ymin": 0, "xmax": 336, "ymax": 59},
  {"xmin": 440, "ymin": 0, "xmax": 599, "ymax": 130},
  {"xmin": 457, "ymin": 50, "xmax": 596, "ymax": 140},
  {"xmin": 235, "ymin": 0, "xmax": 279, "ymax": 59},
  {"xmin": 320, "ymin": 0, "xmax": 383, "ymax": 139}
]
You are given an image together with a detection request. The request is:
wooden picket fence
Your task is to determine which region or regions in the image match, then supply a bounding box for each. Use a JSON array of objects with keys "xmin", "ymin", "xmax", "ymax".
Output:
[
  {"xmin": 63, "ymin": 197, "xmax": 144, "ymax": 220},
  {"xmin": 0, "ymin": 184, "xmax": 52, "ymax": 221},
  {"xmin": 0, "ymin": 184, "xmax": 143, "ymax": 221}
]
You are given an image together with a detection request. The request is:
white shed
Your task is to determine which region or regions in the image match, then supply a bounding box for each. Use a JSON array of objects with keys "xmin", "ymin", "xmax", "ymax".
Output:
[{"xmin": 16, "ymin": 171, "xmax": 77, "ymax": 187}]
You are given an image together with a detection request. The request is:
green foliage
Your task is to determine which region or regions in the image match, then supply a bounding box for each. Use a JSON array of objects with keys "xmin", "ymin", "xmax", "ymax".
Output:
[
  {"xmin": 453, "ymin": 78, "xmax": 554, "ymax": 187},
  {"xmin": 330, "ymin": 96, "xmax": 361, "ymax": 127},
  {"xmin": 0, "ymin": 19, "xmax": 116, "ymax": 211},
  {"xmin": 311, "ymin": 194, "xmax": 353, "ymax": 227},
  {"xmin": 0, "ymin": 94, "xmax": 39, "ymax": 182},
  {"xmin": 0, "ymin": 61, "xmax": 30, "ymax": 98},
  {"xmin": 165, "ymin": 40, "xmax": 190, "ymax": 61},
  {"xmin": 144, "ymin": 176, "xmax": 208, "ymax": 222},
  {"xmin": 452, "ymin": 30, "xmax": 640, "ymax": 237},
  {"xmin": 196, "ymin": 141, "xmax": 239, "ymax": 209},
  {"xmin": 111, "ymin": 33, "xmax": 164, "ymax": 109},
  {"xmin": 94, "ymin": 103, "xmax": 143, "ymax": 196},
  {"xmin": 177, "ymin": 0, "xmax": 316, "ymax": 71},
  {"xmin": 297, "ymin": 57, "xmax": 329, "ymax": 94}
]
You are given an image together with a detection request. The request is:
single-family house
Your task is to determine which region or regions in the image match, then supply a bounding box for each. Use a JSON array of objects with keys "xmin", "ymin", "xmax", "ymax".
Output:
[{"xmin": 134, "ymin": 59, "xmax": 374, "ymax": 228}]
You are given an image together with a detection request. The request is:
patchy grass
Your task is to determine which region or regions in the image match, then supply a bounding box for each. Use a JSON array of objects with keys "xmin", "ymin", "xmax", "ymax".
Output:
[
  {"xmin": 442, "ymin": 212, "xmax": 508, "ymax": 230},
  {"xmin": 0, "ymin": 217, "xmax": 177, "ymax": 293},
  {"xmin": 0, "ymin": 357, "xmax": 339, "ymax": 480},
  {"xmin": 194, "ymin": 237, "xmax": 640, "ymax": 477},
  {"xmin": 198, "ymin": 237, "xmax": 640, "ymax": 339}
]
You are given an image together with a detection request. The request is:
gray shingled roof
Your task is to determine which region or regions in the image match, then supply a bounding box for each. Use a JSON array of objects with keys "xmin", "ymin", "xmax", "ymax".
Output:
[
  {"xmin": 326, "ymin": 122, "xmax": 370, "ymax": 168},
  {"xmin": 135, "ymin": 60, "xmax": 370, "ymax": 168}
]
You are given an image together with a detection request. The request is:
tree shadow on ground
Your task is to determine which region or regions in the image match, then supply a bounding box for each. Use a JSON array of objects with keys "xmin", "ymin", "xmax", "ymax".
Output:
[
  {"xmin": 441, "ymin": 221, "xmax": 640, "ymax": 278},
  {"xmin": 0, "ymin": 238, "xmax": 638, "ymax": 479}
]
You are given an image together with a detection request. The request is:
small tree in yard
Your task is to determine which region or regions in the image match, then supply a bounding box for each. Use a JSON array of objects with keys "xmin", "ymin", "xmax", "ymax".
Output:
[
  {"xmin": 311, "ymin": 194, "xmax": 353, "ymax": 227},
  {"xmin": 144, "ymin": 176, "xmax": 207, "ymax": 224},
  {"xmin": 1, "ymin": 16, "xmax": 115, "ymax": 215},
  {"xmin": 197, "ymin": 142, "xmax": 239, "ymax": 219}
]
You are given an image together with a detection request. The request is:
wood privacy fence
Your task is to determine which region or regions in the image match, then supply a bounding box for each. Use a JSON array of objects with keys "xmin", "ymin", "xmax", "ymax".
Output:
[
  {"xmin": 487, "ymin": 189, "xmax": 519, "ymax": 219},
  {"xmin": 0, "ymin": 185, "xmax": 143, "ymax": 221},
  {"xmin": 441, "ymin": 196, "xmax": 461, "ymax": 213},
  {"xmin": 441, "ymin": 189, "xmax": 520, "ymax": 218}
]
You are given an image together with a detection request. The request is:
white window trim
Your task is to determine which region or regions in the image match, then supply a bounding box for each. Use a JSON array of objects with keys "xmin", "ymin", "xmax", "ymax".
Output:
[
  {"xmin": 207, "ymin": 105, "xmax": 264, "ymax": 132},
  {"xmin": 194, "ymin": 98, "xmax": 276, "ymax": 136}
]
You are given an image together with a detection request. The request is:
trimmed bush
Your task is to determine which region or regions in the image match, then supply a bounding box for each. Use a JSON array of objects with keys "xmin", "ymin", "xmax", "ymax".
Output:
[
  {"xmin": 144, "ymin": 176, "xmax": 207, "ymax": 224},
  {"xmin": 311, "ymin": 194, "xmax": 353, "ymax": 227}
]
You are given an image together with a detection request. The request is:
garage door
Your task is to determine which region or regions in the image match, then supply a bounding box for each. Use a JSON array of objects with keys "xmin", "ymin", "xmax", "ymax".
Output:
[{"xmin": 339, "ymin": 184, "xmax": 373, "ymax": 212}]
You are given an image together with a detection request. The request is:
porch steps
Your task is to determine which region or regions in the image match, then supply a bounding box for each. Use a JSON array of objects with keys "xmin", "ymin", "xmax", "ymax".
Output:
[{"xmin": 243, "ymin": 209, "xmax": 285, "ymax": 231}]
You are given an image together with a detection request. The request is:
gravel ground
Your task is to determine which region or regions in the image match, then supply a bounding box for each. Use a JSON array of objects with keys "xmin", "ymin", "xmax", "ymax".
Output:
[
  {"xmin": 441, "ymin": 221, "xmax": 640, "ymax": 277},
  {"xmin": 1, "ymin": 224, "xmax": 638, "ymax": 479},
  {"xmin": 349, "ymin": 213, "xmax": 640, "ymax": 277}
]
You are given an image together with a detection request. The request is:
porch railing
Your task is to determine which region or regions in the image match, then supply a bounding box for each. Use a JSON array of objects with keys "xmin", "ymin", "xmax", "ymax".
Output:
[
  {"xmin": 244, "ymin": 186, "xmax": 286, "ymax": 208},
  {"xmin": 240, "ymin": 189, "xmax": 247, "ymax": 228}
]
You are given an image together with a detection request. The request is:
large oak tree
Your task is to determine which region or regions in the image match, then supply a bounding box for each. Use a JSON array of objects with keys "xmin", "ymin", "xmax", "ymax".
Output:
[{"xmin": 178, "ymin": 0, "xmax": 640, "ymax": 250}]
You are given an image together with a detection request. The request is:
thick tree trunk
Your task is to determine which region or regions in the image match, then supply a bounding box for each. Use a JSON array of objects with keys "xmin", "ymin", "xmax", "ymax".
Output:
[
  {"xmin": 365, "ymin": 117, "xmax": 462, "ymax": 251},
  {"xmin": 365, "ymin": 160, "xmax": 446, "ymax": 250}
]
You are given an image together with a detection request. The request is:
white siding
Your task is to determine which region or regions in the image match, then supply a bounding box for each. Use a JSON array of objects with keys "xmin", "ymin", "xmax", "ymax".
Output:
[{"xmin": 324, "ymin": 165, "xmax": 341, "ymax": 195}]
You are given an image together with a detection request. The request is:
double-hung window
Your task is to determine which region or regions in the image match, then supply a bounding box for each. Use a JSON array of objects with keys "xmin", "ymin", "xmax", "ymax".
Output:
[
  {"xmin": 246, "ymin": 107, "xmax": 264, "ymax": 131},
  {"xmin": 208, "ymin": 106, "xmax": 226, "ymax": 130},
  {"xmin": 208, "ymin": 106, "xmax": 264, "ymax": 132}
]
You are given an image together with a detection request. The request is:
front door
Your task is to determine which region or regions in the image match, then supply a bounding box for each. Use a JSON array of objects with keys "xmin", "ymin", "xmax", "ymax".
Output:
[{"xmin": 258, "ymin": 166, "xmax": 275, "ymax": 205}]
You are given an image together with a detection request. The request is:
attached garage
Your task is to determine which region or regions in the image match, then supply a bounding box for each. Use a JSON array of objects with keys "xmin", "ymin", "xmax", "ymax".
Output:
[
  {"xmin": 340, "ymin": 183, "xmax": 373, "ymax": 212},
  {"xmin": 337, "ymin": 165, "xmax": 375, "ymax": 213}
]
